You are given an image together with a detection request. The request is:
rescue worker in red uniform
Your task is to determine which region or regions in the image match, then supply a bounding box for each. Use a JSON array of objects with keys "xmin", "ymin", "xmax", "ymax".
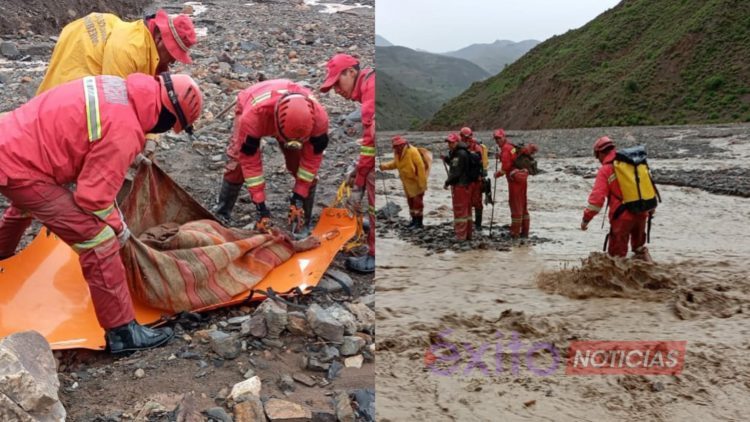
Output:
[
  {"xmin": 443, "ymin": 133, "xmax": 474, "ymax": 241},
  {"xmin": 460, "ymin": 127, "xmax": 488, "ymax": 231},
  {"xmin": 0, "ymin": 72, "xmax": 203, "ymax": 353},
  {"xmin": 213, "ymin": 79, "xmax": 330, "ymax": 236},
  {"xmin": 321, "ymin": 54, "xmax": 375, "ymax": 273},
  {"xmin": 493, "ymin": 129, "xmax": 530, "ymax": 239},
  {"xmin": 581, "ymin": 136, "xmax": 653, "ymax": 261}
]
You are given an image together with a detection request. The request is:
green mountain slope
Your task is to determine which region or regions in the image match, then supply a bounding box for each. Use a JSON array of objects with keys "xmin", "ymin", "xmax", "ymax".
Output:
[
  {"xmin": 443, "ymin": 39, "xmax": 539, "ymax": 74},
  {"xmin": 376, "ymin": 45, "xmax": 490, "ymax": 130},
  {"xmin": 428, "ymin": 0, "xmax": 750, "ymax": 130}
]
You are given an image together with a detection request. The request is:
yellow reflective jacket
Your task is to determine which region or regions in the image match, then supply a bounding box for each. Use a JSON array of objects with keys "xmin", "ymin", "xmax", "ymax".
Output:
[
  {"xmin": 380, "ymin": 145, "xmax": 428, "ymax": 198},
  {"xmin": 37, "ymin": 13, "xmax": 160, "ymax": 95}
]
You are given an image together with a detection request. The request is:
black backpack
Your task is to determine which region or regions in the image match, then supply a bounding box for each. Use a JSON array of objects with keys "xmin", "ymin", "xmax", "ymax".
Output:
[{"xmin": 466, "ymin": 150, "xmax": 483, "ymax": 181}]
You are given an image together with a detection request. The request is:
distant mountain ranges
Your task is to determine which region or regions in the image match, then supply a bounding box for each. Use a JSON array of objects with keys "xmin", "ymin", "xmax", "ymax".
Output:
[{"xmin": 375, "ymin": 35, "xmax": 538, "ymax": 130}]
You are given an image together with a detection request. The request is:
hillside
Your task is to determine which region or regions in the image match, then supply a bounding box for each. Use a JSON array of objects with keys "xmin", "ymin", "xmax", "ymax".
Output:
[
  {"xmin": 376, "ymin": 45, "xmax": 490, "ymax": 130},
  {"xmin": 428, "ymin": 0, "xmax": 750, "ymax": 130},
  {"xmin": 375, "ymin": 34, "xmax": 393, "ymax": 46},
  {"xmin": 443, "ymin": 39, "xmax": 539, "ymax": 74}
]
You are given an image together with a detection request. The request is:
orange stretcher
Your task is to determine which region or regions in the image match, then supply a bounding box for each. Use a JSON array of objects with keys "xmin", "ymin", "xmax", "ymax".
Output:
[{"xmin": 0, "ymin": 165, "xmax": 356, "ymax": 350}]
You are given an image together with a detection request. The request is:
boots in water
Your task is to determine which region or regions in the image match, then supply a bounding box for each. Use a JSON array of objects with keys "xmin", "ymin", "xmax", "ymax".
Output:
[
  {"xmin": 346, "ymin": 254, "xmax": 375, "ymax": 273},
  {"xmin": 633, "ymin": 246, "xmax": 653, "ymax": 263},
  {"xmin": 213, "ymin": 180, "xmax": 243, "ymax": 225},
  {"xmin": 106, "ymin": 320, "xmax": 174, "ymax": 354},
  {"xmin": 474, "ymin": 209, "xmax": 483, "ymax": 231},
  {"xmin": 406, "ymin": 216, "xmax": 417, "ymax": 229},
  {"xmin": 414, "ymin": 216, "xmax": 424, "ymax": 229}
]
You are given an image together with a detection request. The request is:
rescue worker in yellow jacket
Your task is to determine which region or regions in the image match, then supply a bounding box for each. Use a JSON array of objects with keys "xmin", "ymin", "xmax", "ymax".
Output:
[
  {"xmin": 379, "ymin": 136, "xmax": 429, "ymax": 229},
  {"xmin": 36, "ymin": 10, "xmax": 197, "ymax": 163},
  {"xmin": 37, "ymin": 10, "xmax": 196, "ymax": 95}
]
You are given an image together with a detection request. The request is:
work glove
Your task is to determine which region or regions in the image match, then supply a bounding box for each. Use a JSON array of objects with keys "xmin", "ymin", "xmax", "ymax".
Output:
[
  {"xmin": 255, "ymin": 202, "xmax": 272, "ymax": 231},
  {"xmin": 117, "ymin": 223, "xmax": 131, "ymax": 248},
  {"xmin": 580, "ymin": 219, "xmax": 589, "ymax": 231},
  {"xmin": 288, "ymin": 193, "xmax": 305, "ymax": 232},
  {"xmin": 494, "ymin": 170, "xmax": 504, "ymax": 179},
  {"xmin": 443, "ymin": 181, "xmax": 449, "ymax": 190},
  {"xmin": 345, "ymin": 169, "xmax": 357, "ymax": 188},
  {"xmin": 133, "ymin": 153, "xmax": 152, "ymax": 168},
  {"xmin": 484, "ymin": 192, "xmax": 494, "ymax": 205}
]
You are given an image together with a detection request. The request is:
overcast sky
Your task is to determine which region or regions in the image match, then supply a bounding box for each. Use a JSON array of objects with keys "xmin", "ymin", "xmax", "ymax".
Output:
[{"xmin": 376, "ymin": 0, "xmax": 621, "ymax": 52}]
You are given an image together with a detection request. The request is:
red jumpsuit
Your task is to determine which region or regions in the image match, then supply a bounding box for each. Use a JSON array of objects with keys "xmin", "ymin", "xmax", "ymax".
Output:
[
  {"xmin": 222, "ymin": 79, "xmax": 329, "ymax": 204},
  {"xmin": 466, "ymin": 138, "xmax": 485, "ymax": 213},
  {"xmin": 351, "ymin": 69, "xmax": 375, "ymax": 257},
  {"xmin": 583, "ymin": 149, "xmax": 648, "ymax": 257},
  {"xmin": 500, "ymin": 142, "xmax": 530, "ymax": 237},
  {"xmin": 0, "ymin": 74, "xmax": 161, "ymax": 329}
]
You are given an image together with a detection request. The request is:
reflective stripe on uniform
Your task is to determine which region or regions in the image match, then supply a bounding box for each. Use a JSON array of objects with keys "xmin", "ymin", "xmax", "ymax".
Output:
[
  {"xmin": 83, "ymin": 77, "xmax": 102, "ymax": 142},
  {"xmin": 586, "ymin": 204, "xmax": 602, "ymax": 212},
  {"xmin": 454, "ymin": 217, "xmax": 472, "ymax": 223},
  {"xmin": 607, "ymin": 173, "xmax": 617, "ymax": 184},
  {"xmin": 368, "ymin": 205, "xmax": 376, "ymax": 216},
  {"xmin": 72, "ymin": 225, "xmax": 115, "ymax": 253},
  {"xmin": 297, "ymin": 167, "xmax": 315, "ymax": 182},
  {"xmin": 251, "ymin": 89, "xmax": 289, "ymax": 106},
  {"xmin": 360, "ymin": 146, "xmax": 375, "ymax": 156},
  {"xmin": 244, "ymin": 175, "xmax": 265, "ymax": 188},
  {"xmin": 92, "ymin": 203, "xmax": 115, "ymax": 220}
]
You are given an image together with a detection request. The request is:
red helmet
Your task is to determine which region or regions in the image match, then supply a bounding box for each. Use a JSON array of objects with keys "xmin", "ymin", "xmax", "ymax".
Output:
[
  {"xmin": 593, "ymin": 136, "xmax": 614, "ymax": 155},
  {"xmin": 159, "ymin": 73, "xmax": 203, "ymax": 134},
  {"xmin": 445, "ymin": 133, "xmax": 460, "ymax": 144},
  {"xmin": 493, "ymin": 128, "xmax": 506, "ymax": 139},
  {"xmin": 391, "ymin": 135, "xmax": 407, "ymax": 147},
  {"xmin": 275, "ymin": 94, "xmax": 315, "ymax": 146},
  {"xmin": 460, "ymin": 127, "xmax": 473, "ymax": 138}
]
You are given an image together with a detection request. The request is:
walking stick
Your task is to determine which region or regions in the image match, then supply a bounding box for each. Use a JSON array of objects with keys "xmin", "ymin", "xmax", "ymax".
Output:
[
  {"xmin": 489, "ymin": 149, "xmax": 499, "ymax": 239},
  {"xmin": 442, "ymin": 158, "xmax": 454, "ymax": 201}
]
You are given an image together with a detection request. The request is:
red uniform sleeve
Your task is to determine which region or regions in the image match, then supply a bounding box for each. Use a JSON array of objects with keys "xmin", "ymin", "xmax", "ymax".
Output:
[
  {"xmin": 74, "ymin": 125, "xmax": 142, "ymax": 232},
  {"xmin": 583, "ymin": 164, "xmax": 613, "ymax": 223},
  {"xmin": 501, "ymin": 144, "xmax": 516, "ymax": 175},
  {"xmin": 293, "ymin": 103, "xmax": 329, "ymax": 198},
  {"xmin": 237, "ymin": 109, "xmax": 267, "ymax": 204},
  {"xmin": 355, "ymin": 72, "xmax": 375, "ymax": 187}
]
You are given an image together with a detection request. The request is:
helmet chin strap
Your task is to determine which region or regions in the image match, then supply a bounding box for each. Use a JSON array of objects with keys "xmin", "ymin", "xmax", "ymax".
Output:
[{"xmin": 160, "ymin": 72, "xmax": 193, "ymax": 135}]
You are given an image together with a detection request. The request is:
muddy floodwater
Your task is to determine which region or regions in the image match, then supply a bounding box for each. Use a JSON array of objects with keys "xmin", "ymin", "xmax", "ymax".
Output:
[{"xmin": 375, "ymin": 125, "xmax": 750, "ymax": 421}]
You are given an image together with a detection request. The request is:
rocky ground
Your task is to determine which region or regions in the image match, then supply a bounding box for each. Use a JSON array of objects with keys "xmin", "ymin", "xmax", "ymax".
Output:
[{"xmin": 0, "ymin": 0, "xmax": 375, "ymax": 420}]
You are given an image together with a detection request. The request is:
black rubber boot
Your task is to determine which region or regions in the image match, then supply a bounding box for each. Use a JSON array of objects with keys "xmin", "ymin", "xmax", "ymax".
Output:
[
  {"xmin": 345, "ymin": 254, "xmax": 375, "ymax": 273},
  {"xmin": 106, "ymin": 320, "xmax": 174, "ymax": 354},
  {"xmin": 475, "ymin": 209, "xmax": 483, "ymax": 231},
  {"xmin": 414, "ymin": 216, "xmax": 424, "ymax": 229},
  {"xmin": 295, "ymin": 183, "xmax": 317, "ymax": 239},
  {"xmin": 213, "ymin": 180, "xmax": 243, "ymax": 225},
  {"xmin": 406, "ymin": 216, "xmax": 417, "ymax": 229}
]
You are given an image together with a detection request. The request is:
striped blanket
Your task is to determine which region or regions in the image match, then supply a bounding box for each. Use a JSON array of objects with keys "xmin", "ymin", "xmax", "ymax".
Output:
[{"xmin": 119, "ymin": 164, "xmax": 295, "ymax": 312}]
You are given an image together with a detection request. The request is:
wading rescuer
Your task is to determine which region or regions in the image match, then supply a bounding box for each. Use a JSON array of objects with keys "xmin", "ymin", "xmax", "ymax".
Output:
[
  {"xmin": 443, "ymin": 133, "xmax": 474, "ymax": 241},
  {"xmin": 581, "ymin": 136, "xmax": 655, "ymax": 262},
  {"xmin": 460, "ymin": 127, "xmax": 489, "ymax": 231},
  {"xmin": 379, "ymin": 135, "xmax": 428, "ymax": 229},
  {"xmin": 213, "ymin": 79, "xmax": 330, "ymax": 237},
  {"xmin": 493, "ymin": 128, "xmax": 531, "ymax": 239},
  {"xmin": 321, "ymin": 53, "xmax": 375, "ymax": 273},
  {"xmin": 0, "ymin": 72, "xmax": 204, "ymax": 353}
]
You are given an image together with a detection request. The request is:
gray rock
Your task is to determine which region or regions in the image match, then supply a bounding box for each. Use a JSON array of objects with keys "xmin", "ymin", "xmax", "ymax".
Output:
[
  {"xmin": 252, "ymin": 300, "xmax": 288, "ymax": 339},
  {"xmin": 339, "ymin": 336, "xmax": 365, "ymax": 356},
  {"xmin": 345, "ymin": 303, "xmax": 375, "ymax": 333},
  {"xmin": 318, "ymin": 345, "xmax": 340, "ymax": 363},
  {"xmin": 0, "ymin": 331, "xmax": 66, "ymax": 421},
  {"xmin": 209, "ymin": 331, "xmax": 241, "ymax": 360},
  {"xmin": 0, "ymin": 42, "xmax": 19, "ymax": 59},
  {"xmin": 333, "ymin": 391, "xmax": 355, "ymax": 422},
  {"xmin": 359, "ymin": 294, "xmax": 375, "ymax": 309},
  {"xmin": 233, "ymin": 395, "xmax": 265, "ymax": 422},
  {"xmin": 205, "ymin": 407, "xmax": 233, "ymax": 422},
  {"xmin": 227, "ymin": 315, "xmax": 251, "ymax": 326},
  {"xmin": 306, "ymin": 356, "xmax": 330, "ymax": 372},
  {"xmin": 277, "ymin": 374, "xmax": 295, "ymax": 392},
  {"xmin": 318, "ymin": 269, "xmax": 353, "ymax": 293},
  {"xmin": 326, "ymin": 361, "xmax": 343, "ymax": 381},
  {"xmin": 327, "ymin": 305, "xmax": 358, "ymax": 335},
  {"xmin": 306, "ymin": 304, "xmax": 344, "ymax": 342},
  {"xmin": 243, "ymin": 315, "xmax": 267, "ymax": 338},
  {"xmin": 292, "ymin": 373, "xmax": 316, "ymax": 387}
]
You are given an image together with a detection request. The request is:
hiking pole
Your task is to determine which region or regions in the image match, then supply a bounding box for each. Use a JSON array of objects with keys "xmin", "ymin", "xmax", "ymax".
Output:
[
  {"xmin": 373, "ymin": 140, "xmax": 393, "ymax": 223},
  {"xmin": 489, "ymin": 150, "xmax": 499, "ymax": 239}
]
